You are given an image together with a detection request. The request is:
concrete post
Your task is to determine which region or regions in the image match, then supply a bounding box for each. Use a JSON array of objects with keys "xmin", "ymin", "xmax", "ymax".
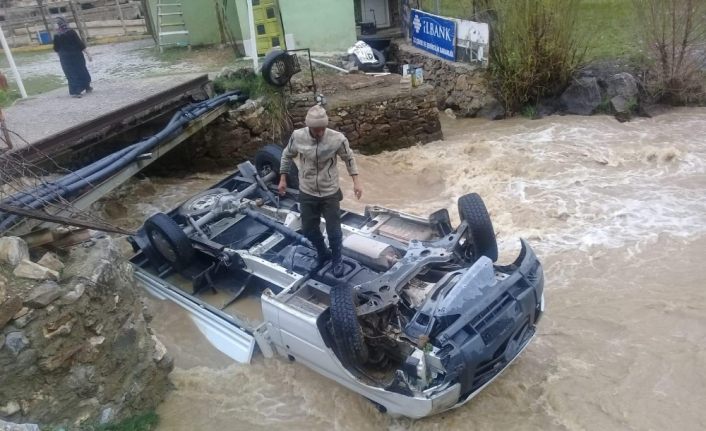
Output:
[
  {"xmin": 116, "ymin": 0, "xmax": 128, "ymax": 35},
  {"xmin": 35, "ymin": 0, "xmax": 51, "ymax": 35},
  {"xmin": 68, "ymin": 0, "xmax": 88, "ymax": 42},
  {"xmin": 0, "ymin": 24, "xmax": 27, "ymax": 99},
  {"xmin": 246, "ymin": 0, "xmax": 258, "ymax": 69}
]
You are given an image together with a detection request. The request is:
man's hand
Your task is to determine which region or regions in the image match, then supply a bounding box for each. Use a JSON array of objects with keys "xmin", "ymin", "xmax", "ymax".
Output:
[
  {"xmin": 352, "ymin": 176, "xmax": 363, "ymax": 200},
  {"xmin": 278, "ymin": 176, "xmax": 287, "ymax": 196}
]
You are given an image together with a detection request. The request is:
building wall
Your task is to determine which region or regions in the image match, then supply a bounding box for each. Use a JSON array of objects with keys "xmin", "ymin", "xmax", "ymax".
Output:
[
  {"xmin": 278, "ymin": 0, "xmax": 356, "ymax": 52},
  {"xmin": 148, "ymin": 0, "xmax": 242, "ymax": 45},
  {"xmin": 147, "ymin": 0, "xmax": 355, "ymax": 52}
]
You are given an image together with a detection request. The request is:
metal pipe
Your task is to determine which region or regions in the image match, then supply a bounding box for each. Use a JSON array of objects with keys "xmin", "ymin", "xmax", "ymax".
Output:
[
  {"xmin": 242, "ymin": 208, "xmax": 312, "ymax": 248},
  {"xmin": 0, "ymin": 24, "xmax": 27, "ymax": 98},
  {"xmin": 0, "ymin": 92, "xmax": 242, "ymax": 231},
  {"xmin": 310, "ymin": 58, "xmax": 349, "ymax": 74},
  {"xmin": 2, "ymin": 91, "xmax": 244, "ymax": 209}
]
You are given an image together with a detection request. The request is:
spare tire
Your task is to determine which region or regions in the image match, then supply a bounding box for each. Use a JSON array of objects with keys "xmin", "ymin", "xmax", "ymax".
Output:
[
  {"xmin": 330, "ymin": 284, "xmax": 369, "ymax": 367},
  {"xmin": 255, "ymin": 144, "xmax": 299, "ymax": 190},
  {"xmin": 458, "ymin": 193, "xmax": 499, "ymax": 262},
  {"xmin": 261, "ymin": 49, "xmax": 294, "ymax": 87},
  {"xmin": 144, "ymin": 212, "xmax": 194, "ymax": 271},
  {"xmin": 349, "ymin": 48, "xmax": 385, "ymax": 72}
]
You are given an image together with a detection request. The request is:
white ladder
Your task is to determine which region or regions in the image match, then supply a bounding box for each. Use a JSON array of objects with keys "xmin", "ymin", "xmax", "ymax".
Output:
[{"xmin": 157, "ymin": 0, "xmax": 190, "ymax": 52}]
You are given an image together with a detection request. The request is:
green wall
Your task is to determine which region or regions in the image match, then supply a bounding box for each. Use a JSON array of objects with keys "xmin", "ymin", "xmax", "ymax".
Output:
[
  {"xmin": 278, "ymin": 0, "xmax": 357, "ymax": 52},
  {"xmin": 147, "ymin": 0, "xmax": 243, "ymax": 47},
  {"xmin": 148, "ymin": 0, "xmax": 356, "ymax": 52}
]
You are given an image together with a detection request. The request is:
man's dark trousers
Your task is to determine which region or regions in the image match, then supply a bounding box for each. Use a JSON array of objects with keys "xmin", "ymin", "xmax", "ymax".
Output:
[{"xmin": 299, "ymin": 189, "xmax": 343, "ymax": 264}]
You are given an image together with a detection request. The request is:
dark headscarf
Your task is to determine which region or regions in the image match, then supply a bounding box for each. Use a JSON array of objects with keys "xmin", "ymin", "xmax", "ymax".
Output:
[{"xmin": 55, "ymin": 17, "xmax": 69, "ymax": 34}]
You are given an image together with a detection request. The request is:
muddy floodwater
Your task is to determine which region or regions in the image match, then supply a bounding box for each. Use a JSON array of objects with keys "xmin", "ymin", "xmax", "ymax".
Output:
[{"xmin": 102, "ymin": 110, "xmax": 706, "ymax": 430}]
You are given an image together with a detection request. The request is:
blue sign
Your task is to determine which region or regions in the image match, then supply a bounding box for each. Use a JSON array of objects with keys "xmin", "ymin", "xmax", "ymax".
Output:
[{"xmin": 410, "ymin": 9, "xmax": 456, "ymax": 61}]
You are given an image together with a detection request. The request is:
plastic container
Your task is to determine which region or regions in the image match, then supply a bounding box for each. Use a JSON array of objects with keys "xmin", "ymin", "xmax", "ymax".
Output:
[{"xmin": 37, "ymin": 31, "xmax": 53, "ymax": 45}]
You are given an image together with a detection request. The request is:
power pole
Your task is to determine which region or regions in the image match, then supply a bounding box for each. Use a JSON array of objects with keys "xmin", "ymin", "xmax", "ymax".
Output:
[
  {"xmin": 115, "ymin": 0, "xmax": 127, "ymax": 35},
  {"xmin": 68, "ymin": 0, "xmax": 88, "ymax": 42},
  {"xmin": 35, "ymin": 0, "xmax": 51, "ymax": 35}
]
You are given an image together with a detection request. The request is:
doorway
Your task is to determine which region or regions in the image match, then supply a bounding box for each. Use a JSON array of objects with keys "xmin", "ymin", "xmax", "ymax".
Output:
[
  {"xmin": 360, "ymin": 0, "xmax": 390, "ymax": 28},
  {"xmin": 252, "ymin": 0, "xmax": 285, "ymax": 55}
]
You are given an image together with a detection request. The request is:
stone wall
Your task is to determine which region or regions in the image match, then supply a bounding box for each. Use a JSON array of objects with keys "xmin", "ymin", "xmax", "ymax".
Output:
[
  {"xmin": 389, "ymin": 40, "xmax": 505, "ymax": 119},
  {"xmin": 288, "ymin": 76, "xmax": 442, "ymax": 154},
  {"xmin": 0, "ymin": 237, "xmax": 172, "ymax": 428},
  {"xmin": 146, "ymin": 98, "xmax": 279, "ymax": 173},
  {"xmin": 151, "ymin": 73, "xmax": 443, "ymax": 172}
]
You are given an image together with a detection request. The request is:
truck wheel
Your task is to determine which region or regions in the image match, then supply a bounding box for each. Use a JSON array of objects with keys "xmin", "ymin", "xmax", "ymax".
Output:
[
  {"xmin": 330, "ymin": 284, "xmax": 369, "ymax": 367},
  {"xmin": 144, "ymin": 212, "xmax": 194, "ymax": 271},
  {"xmin": 255, "ymin": 144, "xmax": 299, "ymax": 189},
  {"xmin": 458, "ymin": 193, "xmax": 499, "ymax": 262}
]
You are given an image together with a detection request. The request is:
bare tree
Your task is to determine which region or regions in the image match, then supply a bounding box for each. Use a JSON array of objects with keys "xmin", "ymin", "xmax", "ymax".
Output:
[{"xmin": 634, "ymin": 0, "xmax": 706, "ymax": 103}]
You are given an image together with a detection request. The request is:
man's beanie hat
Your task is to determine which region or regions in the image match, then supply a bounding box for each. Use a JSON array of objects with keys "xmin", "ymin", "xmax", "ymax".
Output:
[{"xmin": 305, "ymin": 104, "xmax": 329, "ymax": 128}]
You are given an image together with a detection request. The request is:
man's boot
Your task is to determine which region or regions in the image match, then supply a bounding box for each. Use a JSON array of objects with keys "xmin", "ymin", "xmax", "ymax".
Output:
[{"xmin": 330, "ymin": 240, "xmax": 345, "ymax": 278}]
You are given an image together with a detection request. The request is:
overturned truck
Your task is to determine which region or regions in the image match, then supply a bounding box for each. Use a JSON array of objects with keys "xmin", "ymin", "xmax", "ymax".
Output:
[{"xmin": 129, "ymin": 144, "xmax": 545, "ymax": 418}]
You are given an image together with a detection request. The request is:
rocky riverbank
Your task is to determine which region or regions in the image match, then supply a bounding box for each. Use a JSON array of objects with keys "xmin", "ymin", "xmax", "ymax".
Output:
[{"xmin": 0, "ymin": 236, "xmax": 172, "ymax": 429}]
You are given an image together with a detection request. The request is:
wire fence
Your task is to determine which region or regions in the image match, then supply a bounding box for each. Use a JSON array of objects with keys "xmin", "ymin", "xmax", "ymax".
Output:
[{"xmin": 415, "ymin": 0, "xmax": 489, "ymax": 20}]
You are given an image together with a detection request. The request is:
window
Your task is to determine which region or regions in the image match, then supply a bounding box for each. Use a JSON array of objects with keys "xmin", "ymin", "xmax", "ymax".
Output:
[
  {"xmin": 252, "ymin": 0, "xmax": 260, "ymax": 5},
  {"xmin": 266, "ymin": 7, "xmax": 275, "ymax": 19},
  {"xmin": 271, "ymin": 36, "xmax": 280, "ymax": 47},
  {"xmin": 257, "ymin": 24, "xmax": 266, "ymax": 35}
]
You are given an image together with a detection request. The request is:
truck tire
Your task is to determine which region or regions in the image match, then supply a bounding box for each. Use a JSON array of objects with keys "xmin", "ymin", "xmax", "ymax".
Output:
[
  {"xmin": 330, "ymin": 284, "xmax": 369, "ymax": 367},
  {"xmin": 144, "ymin": 212, "xmax": 194, "ymax": 271},
  {"xmin": 255, "ymin": 144, "xmax": 299, "ymax": 190},
  {"xmin": 458, "ymin": 193, "xmax": 499, "ymax": 262},
  {"xmin": 261, "ymin": 49, "xmax": 292, "ymax": 87}
]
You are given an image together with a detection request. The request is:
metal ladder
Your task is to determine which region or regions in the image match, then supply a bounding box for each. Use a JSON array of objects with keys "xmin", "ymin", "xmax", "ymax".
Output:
[{"xmin": 157, "ymin": 0, "xmax": 190, "ymax": 52}]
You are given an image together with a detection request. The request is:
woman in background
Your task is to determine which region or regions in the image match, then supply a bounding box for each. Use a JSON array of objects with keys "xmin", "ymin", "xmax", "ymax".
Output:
[{"xmin": 53, "ymin": 17, "xmax": 92, "ymax": 98}]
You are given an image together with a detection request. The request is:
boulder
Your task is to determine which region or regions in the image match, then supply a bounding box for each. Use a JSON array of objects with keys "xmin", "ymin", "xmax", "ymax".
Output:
[
  {"xmin": 0, "ymin": 296, "xmax": 23, "ymax": 330},
  {"xmin": 4, "ymin": 331, "xmax": 29, "ymax": 356},
  {"xmin": 13, "ymin": 309, "xmax": 36, "ymax": 329},
  {"xmin": 638, "ymin": 103, "xmax": 671, "ymax": 118},
  {"xmin": 0, "ymin": 280, "xmax": 6, "ymax": 304},
  {"xmin": 0, "ymin": 402, "xmax": 21, "ymax": 417},
  {"xmin": 60, "ymin": 282, "xmax": 86, "ymax": 305},
  {"xmin": 0, "ymin": 419, "xmax": 40, "ymax": 431},
  {"xmin": 13, "ymin": 260, "xmax": 59, "ymax": 281},
  {"xmin": 606, "ymin": 72, "xmax": 638, "ymax": 101},
  {"xmin": 25, "ymin": 281, "xmax": 61, "ymax": 309},
  {"xmin": 560, "ymin": 77, "xmax": 602, "ymax": 115},
  {"xmin": 37, "ymin": 252, "xmax": 65, "ymax": 273},
  {"xmin": 476, "ymin": 96, "xmax": 506, "ymax": 120},
  {"xmin": 610, "ymin": 95, "xmax": 632, "ymax": 123},
  {"xmin": 0, "ymin": 237, "xmax": 29, "ymax": 267}
]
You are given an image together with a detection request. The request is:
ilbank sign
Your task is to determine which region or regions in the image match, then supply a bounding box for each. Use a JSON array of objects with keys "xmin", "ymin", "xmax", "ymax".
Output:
[{"xmin": 410, "ymin": 9, "xmax": 456, "ymax": 61}]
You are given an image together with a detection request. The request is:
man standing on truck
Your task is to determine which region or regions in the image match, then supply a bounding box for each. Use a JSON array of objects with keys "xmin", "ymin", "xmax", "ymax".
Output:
[{"xmin": 278, "ymin": 105, "xmax": 363, "ymax": 278}]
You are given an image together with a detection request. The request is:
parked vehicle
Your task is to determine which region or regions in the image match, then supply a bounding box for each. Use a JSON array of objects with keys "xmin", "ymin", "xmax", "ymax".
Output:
[{"xmin": 129, "ymin": 144, "xmax": 545, "ymax": 418}]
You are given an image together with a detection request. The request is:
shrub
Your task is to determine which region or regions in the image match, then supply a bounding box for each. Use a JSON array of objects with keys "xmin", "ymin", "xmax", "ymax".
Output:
[
  {"xmin": 213, "ymin": 70, "xmax": 291, "ymax": 140},
  {"xmin": 632, "ymin": 0, "xmax": 706, "ymax": 104},
  {"xmin": 488, "ymin": 0, "xmax": 586, "ymax": 115}
]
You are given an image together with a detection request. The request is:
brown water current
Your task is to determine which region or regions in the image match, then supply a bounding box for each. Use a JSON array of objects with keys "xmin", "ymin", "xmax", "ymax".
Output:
[{"xmin": 101, "ymin": 109, "xmax": 706, "ymax": 430}]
